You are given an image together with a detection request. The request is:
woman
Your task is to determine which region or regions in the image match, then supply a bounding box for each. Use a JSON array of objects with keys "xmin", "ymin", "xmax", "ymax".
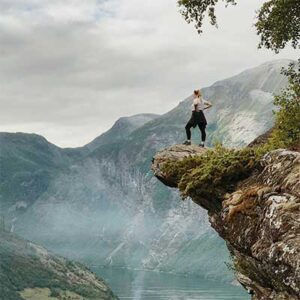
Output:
[{"xmin": 183, "ymin": 89, "xmax": 212, "ymax": 147}]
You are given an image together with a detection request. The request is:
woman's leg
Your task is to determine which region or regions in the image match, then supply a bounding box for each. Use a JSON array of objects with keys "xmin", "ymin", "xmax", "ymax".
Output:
[
  {"xmin": 185, "ymin": 122, "xmax": 193, "ymax": 140},
  {"xmin": 198, "ymin": 123, "xmax": 206, "ymax": 142}
]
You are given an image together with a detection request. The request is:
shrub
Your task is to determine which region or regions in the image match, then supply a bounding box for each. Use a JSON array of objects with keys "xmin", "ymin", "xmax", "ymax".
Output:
[{"xmin": 269, "ymin": 61, "xmax": 300, "ymax": 149}]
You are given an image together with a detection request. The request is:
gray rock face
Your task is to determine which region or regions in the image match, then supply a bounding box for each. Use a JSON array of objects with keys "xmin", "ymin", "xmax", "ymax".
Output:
[
  {"xmin": 152, "ymin": 147, "xmax": 300, "ymax": 300},
  {"xmin": 152, "ymin": 145, "xmax": 208, "ymax": 187}
]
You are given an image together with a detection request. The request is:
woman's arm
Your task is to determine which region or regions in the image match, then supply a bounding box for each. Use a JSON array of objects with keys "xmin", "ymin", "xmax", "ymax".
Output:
[{"xmin": 203, "ymin": 100, "xmax": 212, "ymax": 110}]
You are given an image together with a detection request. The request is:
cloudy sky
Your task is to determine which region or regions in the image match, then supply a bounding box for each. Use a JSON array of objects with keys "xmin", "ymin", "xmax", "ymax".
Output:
[{"xmin": 0, "ymin": 0, "xmax": 298, "ymax": 147}]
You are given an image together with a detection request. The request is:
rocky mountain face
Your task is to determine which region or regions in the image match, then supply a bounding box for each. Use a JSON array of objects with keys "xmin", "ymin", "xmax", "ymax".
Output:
[
  {"xmin": 0, "ymin": 60, "xmax": 291, "ymax": 282},
  {"xmin": 0, "ymin": 229, "xmax": 118, "ymax": 300},
  {"xmin": 152, "ymin": 145, "xmax": 300, "ymax": 300}
]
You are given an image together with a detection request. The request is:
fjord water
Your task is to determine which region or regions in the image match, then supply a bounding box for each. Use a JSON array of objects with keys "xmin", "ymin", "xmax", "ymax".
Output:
[{"xmin": 93, "ymin": 267, "xmax": 250, "ymax": 300}]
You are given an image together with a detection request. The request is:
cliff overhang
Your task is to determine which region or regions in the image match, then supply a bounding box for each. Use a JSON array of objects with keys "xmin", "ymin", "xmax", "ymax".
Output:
[{"xmin": 152, "ymin": 145, "xmax": 300, "ymax": 300}]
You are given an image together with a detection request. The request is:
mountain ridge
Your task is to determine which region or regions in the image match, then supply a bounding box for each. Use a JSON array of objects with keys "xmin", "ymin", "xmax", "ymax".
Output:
[{"xmin": 0, "ymin": 60, "xmax": 291, "ymax": 283}]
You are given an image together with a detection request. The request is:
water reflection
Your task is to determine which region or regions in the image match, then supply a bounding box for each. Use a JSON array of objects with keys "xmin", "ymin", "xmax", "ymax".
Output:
[{"xmin": 92, "ymin": 267, "xmax": 250, "ymax": 300}]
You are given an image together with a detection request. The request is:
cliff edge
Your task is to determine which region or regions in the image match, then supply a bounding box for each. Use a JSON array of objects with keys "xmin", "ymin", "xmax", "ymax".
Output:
[{"xmin": 152, "ymin": 145, "xmax": 300, "ymax": 300}]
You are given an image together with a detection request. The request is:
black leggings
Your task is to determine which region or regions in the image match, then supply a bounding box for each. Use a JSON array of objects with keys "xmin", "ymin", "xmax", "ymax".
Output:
[{"xmin": 185, "ymin": 122, "xmax": 206, "ymax": 142}]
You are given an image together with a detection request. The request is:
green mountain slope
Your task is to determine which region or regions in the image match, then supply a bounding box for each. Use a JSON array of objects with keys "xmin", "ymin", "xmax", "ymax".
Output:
[
  {"xmin": 0, "ymin": 132, "xmax": 85, "ymax": 213},
  {"xmin": 0, "ymin": 229, "xmax": 118, "ymax": 300}
]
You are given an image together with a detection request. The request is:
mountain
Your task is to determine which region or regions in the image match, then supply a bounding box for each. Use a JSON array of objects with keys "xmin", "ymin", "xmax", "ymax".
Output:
[
  {"xmin": 0, "ymin": 60, "xmax": 292, "ymax": 283},
  {"xmin": 0, "ymin": 133, "xmax": 73, "ymax": 214},
  {"xmin": 86, "ymin": 114, "xmax": 159, "ymax": 151},
  {"xmin": 0, "ymin": 228, "xmax": 118, "ymax": 300}
]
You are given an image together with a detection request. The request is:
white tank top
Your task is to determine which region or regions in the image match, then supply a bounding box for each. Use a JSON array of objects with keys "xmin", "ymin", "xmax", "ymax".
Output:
[{"xmin": 191, "ymin": 97, "xmax": 210, "ymax": 111}]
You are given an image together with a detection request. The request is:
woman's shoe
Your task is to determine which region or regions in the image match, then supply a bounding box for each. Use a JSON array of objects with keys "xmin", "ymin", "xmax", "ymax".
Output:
[
  {"xmin": 183, "ymin": 140, "xmax": 191, "ymax": 145},
  {"xmin": 199, "ymin": 142, "xmax": 205, "ymax": 147}
]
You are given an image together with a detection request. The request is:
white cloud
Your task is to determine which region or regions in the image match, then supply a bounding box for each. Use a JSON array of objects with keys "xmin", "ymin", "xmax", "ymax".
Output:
[{"xmin": 0, "ymin": 0, "xmax": 298, "ymax": 147}]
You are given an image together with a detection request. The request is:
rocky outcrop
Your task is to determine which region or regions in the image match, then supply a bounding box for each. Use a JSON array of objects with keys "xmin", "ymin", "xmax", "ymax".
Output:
[
  {"xmin": 152, "ymin": 146, "xmax": 300, "ymax": 300},
  {"xmin": 152, "ymin": 145, "xmax": 208, "ymax": 187}
]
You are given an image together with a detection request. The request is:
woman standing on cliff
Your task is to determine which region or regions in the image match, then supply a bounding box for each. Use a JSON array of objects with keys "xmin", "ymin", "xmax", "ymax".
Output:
[{"xmin": 183, "ymin": 89, "xmax": 212, "ymax": 147}]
